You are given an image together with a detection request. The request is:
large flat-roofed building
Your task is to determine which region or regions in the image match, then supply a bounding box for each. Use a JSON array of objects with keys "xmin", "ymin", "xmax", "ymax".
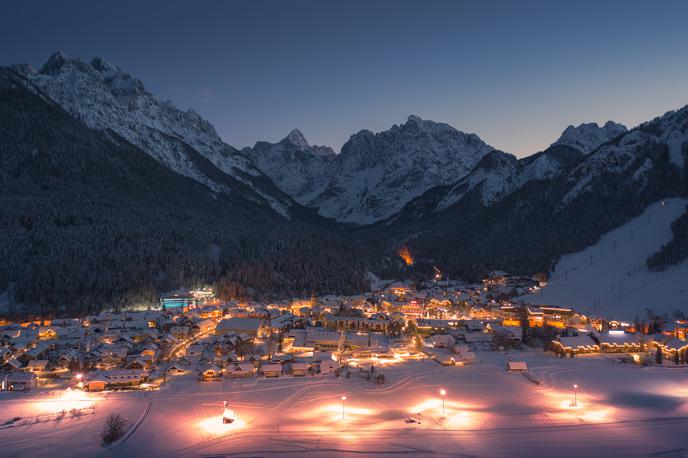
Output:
[
  {"xmin": 215, "ymin": 317, "xmax": 267, "ymax": 337},
  {"xmin": 160, "ymin": 289, "xmax": 194, "ymax": 310}
]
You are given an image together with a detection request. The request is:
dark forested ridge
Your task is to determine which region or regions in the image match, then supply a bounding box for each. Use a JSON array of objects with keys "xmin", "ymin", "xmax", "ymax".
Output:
[
  {"xmin": 647, "ymin": 204, "xmax": 688, "ymax": 271},
  {"xmin": 0, "ymin": 69, "xmax": 371, "ymax": 317},
  {"xmin": 354, "ymin": 127, "xmax": 688, "ymax": 283},
  {"xmin": 1, "ymin": 65, "xmax": 687, "ymax": 318}
]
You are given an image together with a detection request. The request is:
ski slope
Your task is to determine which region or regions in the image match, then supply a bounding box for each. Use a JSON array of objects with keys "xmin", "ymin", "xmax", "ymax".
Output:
[{"xmin": 521, "ymin": 198, "xmax": 688, "ymax": 321}]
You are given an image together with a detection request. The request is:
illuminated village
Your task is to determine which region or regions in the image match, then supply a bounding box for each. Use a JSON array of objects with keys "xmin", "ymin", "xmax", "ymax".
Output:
[{"xmin": 2, "ymin": 248, "xmax": 688, "ymax": 456}]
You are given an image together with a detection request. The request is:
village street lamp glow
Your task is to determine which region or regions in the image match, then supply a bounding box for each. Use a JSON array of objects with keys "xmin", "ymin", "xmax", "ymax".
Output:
[
  {"xmin": 440, "ymin": 388, "xmax": 447, "ymax": 414},
  {"xmin": 222, "ymin": 400, "xmax": 236, "ymax": 424},
  {"xmin": 36, "ymin": 388, "xmax": 97, "ymax": 414}
]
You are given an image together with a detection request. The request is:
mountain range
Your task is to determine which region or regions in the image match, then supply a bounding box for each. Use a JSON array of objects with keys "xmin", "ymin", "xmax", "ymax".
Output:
[
  {"xmin": 12, "ymin": 51, "xmax": 295, "ymax": 218},
  {"xmin": 1, "ymin": 51, "xmax": 687, "ymax": 316}
]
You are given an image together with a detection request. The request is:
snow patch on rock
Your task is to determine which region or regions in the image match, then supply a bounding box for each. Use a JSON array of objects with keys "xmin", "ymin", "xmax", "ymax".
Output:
[
  {"xmin": 309, "ymin": 115, "xmax": 494, "ymax": 224},
  {"xmin": 552, "ymin": 120, "xmax": 627, "ymax": 155}
]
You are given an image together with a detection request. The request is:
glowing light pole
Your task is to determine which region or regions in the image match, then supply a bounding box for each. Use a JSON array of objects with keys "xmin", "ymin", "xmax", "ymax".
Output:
[
  {"xmin": 571, "ymin": 384, "xmax": 578, "ymax": 407},
  {"xmin": 222, "ymin": 400, "xmax": 236, "ymax": 424},
  {"xmin": 440, "ymin": 388, "xmax": 446, "ymax": 414},
  {"xmin": 341, "ymin": 396, "xmax": 347, "ymax": 421}
]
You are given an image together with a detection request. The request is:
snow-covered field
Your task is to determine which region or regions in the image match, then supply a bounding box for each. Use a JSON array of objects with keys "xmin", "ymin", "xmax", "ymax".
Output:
[
  {"xmin": 521, "ymin": 198, "xmax": 688, "ymax": 321},
  {"xmin": 0, "ymin": 389, "xmax": 147, "ymax": 457},
  {"xmin": 4, "ymin": 351, "xmax": 688, "ymax": 457}
]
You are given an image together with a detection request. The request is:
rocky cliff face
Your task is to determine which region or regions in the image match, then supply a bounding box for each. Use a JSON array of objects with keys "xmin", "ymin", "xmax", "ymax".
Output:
[
  {"xmin": 242, "ymin": 129, "xmax": 336, "ymax": 204},
  {"xmin": 307, "ymin": 115, "xmax": 494, "ymax": 224},
  {"xmin": 551, "ymin": 120, "xmax": 627, "ymax": 155}
]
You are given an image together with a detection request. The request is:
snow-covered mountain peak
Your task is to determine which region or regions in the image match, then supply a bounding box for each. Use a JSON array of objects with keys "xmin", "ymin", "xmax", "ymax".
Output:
[
  {"xmin": 561, "ymin": 105, "xmax": 688, "ymax": 205},
  {"xmin": 405, "ymin": 114, "xmax": 425, "ymax": 127},
  {"xmin": 273, "ymin": 129, "xmax": 335, "ymax": 157},
  {"xmin": 308, "ymin": 116, "xmax": 495, "ymax": 223},
  {"xmin": 603, "ymin": 120, "xmax": 625, "ymax": 131},
  {"xmin": 41, "ymin": 50, "xmax": 71, "ymax": 69},
  {"xmin": 284, "ymin": 128, "xmax": 310, "ymax": 149},
  {"xmin": 39, "ymin": 51, "xmax": 95, "ymax": 77},
  {"xmin": 552, "ymin": 120, "xmax": 627, "ymax": 154},
  {"xmin": 243, "ymin": 129, "xmax": 337, "ymax": 203},
  {"xmin": 245, "ymin": 114, "xmax": 496, "ymax": 224},
  {"xmin": 24, "ymin": 51, "xmax": 294, "ymax": 218},
  {"xmin": 399, "ymin": 114, "xmax": 457, "ymax": 135},
  {"xmin": 435, "ymin": 150, "xmax": 520, "ymax": 210},
  {"xmin": 90, "ymin": 56, "xmax": 118, "ymax": 73}
]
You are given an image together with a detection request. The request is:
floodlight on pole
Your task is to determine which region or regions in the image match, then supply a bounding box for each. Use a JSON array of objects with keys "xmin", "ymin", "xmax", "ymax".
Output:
[
  {"xmin": 440, "ymin": 388, "xmax": 446, "ymax": 414},
  {"xmin": 341, "ymin": 396, "xmax": 347, "ymax": 421}
]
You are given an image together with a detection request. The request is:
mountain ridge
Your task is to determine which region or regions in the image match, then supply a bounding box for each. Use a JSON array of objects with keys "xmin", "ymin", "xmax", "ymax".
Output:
[
  {"xmin": 246, "ymin": 114, "xmax": 495, "ymax": 224},
  {"xmin": 0, "ymin": 67, "xmax": 371, "ymax": 314},
  {"xmin": 3, "ymin": 51, "xmax": 688, "ymax": 316},
  {"xmin": 19, "ymin": 51, "xmax": 297, "ymax": 218}
]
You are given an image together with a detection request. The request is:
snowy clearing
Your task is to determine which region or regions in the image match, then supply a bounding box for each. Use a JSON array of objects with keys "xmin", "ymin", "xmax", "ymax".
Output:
[{"xmin": 4, "ymin": 351, "xmax": 688, "ymax": 457}]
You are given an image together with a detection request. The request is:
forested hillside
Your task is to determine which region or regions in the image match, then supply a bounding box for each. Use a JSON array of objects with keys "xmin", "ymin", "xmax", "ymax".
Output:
[
  {"xmin": 0, "ymin": 69, "xmax": 370, "ymax": 317},
  {"xmin": 2, "ymin": 62, "xmax": 687, "ymax": 318},
  {"xmin": 357, "ymin": 115, "xmax": 688, "ymax": 282}
]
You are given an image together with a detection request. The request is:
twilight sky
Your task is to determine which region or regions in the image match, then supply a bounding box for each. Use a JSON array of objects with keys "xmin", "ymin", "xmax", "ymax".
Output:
[{"xmin": 2, "ymin": 0, "xmax": 687, "ymax": 156}]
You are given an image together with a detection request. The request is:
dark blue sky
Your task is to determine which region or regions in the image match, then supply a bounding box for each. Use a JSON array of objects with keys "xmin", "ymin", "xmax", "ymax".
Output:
[{"xmin": 2, "ymin": 0, "xmax": 687, "ymax": 156}]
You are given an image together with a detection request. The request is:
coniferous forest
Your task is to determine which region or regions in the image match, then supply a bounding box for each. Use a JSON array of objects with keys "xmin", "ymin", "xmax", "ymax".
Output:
[{"xmin": 1, "ymin": 67, "xmax": 687, "ymax": 318}]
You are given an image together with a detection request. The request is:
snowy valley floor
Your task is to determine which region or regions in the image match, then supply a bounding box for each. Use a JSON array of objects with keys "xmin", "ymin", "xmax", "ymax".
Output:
[{"xmin": 3, "ymin": 351, "xmax": 688, "ymax": 457}]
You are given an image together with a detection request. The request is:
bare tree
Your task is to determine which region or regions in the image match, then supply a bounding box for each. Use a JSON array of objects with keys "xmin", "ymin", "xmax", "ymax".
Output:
[{"xmin": 101, "ymin": 413, "xmax": 128, "ymax": 445}]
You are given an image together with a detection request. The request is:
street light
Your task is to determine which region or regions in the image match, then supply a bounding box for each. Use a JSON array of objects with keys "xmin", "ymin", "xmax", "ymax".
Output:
[
  {"xmin": 222, "ymin": 400, "xmax": 236, "ymax": 424},
  {"xmin": 439, "ymin": 388, "xmax": 446, "ymax": 414},
  {"xmin": 341, "ymin": 396, "xmax": 347, "ymax": 421},
  {"xmin": 571, "ymin": 384, "xmax": 578, "ymax": 407}
]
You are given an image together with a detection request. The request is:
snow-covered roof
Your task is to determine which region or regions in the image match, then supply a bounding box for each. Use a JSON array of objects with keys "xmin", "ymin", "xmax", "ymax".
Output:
[
  {"xmin": 595, "ymin": 332, "xmax": 640, "ymax": 345},
  {"xmin": 230, "ymin": 363, "xmax": 254, "ymax": 372},
  {"xmin": 508, "ymin": 361, "xmax": 528, "ymax": 371},
  {"xmin": 557, "ymin": 335, "xmax": 598, "ymax": 348},
  {"xmin": 464, "ymin": 332, "xmax": 493, "ymax": 343},
  {"xmin": 217, "ymin": 317, "xmax": 262, "ymax": 332},
  {"xmin": 262, "ymin": 363, "xmax": 282, "ymax": 372},
  {"xmin": 491, "ymin": 325, "xmax": 523, "ymax": 340},
  {"xmin": 663, "ymin": 338, "xmax": 688, "ymax": 351}
]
